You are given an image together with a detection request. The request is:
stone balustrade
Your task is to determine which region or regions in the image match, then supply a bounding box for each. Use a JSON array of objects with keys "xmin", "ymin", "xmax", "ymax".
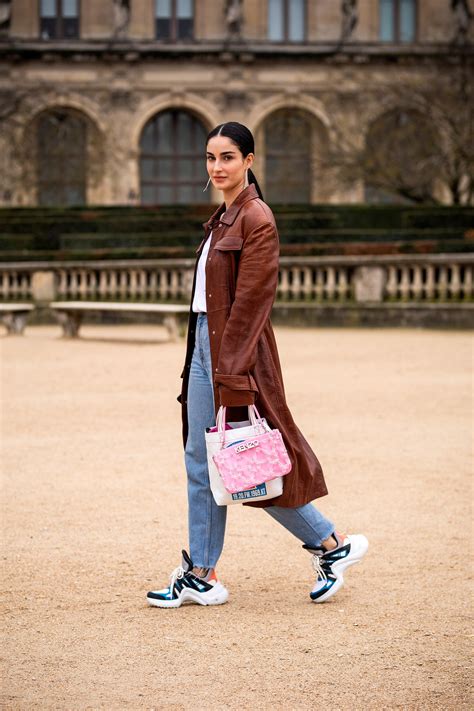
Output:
[
  {"xmin": 0, "ymin": 254, "xmax": 473, "ymax": 305},
  {"xmin": 277, "ymin": 256, "xmax": 474, "ymax": 303}
]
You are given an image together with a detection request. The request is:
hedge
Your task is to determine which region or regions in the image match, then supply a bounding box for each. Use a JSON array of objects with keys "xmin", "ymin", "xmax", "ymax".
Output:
[{"xmin": 0, "ymin": 204, "xmax": 472, "ymax": 261}]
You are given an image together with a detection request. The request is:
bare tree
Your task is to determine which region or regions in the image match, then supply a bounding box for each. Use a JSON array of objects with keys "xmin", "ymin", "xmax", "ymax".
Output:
[
  {"xmin": 321, "ymin": 66, "xmax": 474, "ymax": 205},
  {"xmin": 0, "ymin": 88, "xmax": 36, "ymax": 203}
]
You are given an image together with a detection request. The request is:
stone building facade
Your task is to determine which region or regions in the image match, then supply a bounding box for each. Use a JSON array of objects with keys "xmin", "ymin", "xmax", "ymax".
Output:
[{"xmin": 0, "ymin": 0, "xmax": 472, "ymax": 207}]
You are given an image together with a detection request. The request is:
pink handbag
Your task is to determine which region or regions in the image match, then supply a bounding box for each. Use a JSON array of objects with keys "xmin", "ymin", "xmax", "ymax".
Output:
[{"xmin": 212, "ymin": 405, "xmax": 292, "ymax": 494}]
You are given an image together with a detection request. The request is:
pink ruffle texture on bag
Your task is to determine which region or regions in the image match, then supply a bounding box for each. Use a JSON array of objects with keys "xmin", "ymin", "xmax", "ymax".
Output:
[{"xmin": 212, "ymin": 429, "xmax": 292, "ymax": 494}]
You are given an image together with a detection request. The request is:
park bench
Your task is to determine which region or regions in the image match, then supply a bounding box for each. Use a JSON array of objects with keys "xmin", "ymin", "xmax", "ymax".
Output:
[
  {"xmin": 49, "ymin": 301, "xmax": 190, "ymax": 340},
  {"xmin": 0, "ymin": 303, "xmax": 35, "ymax": 334}
]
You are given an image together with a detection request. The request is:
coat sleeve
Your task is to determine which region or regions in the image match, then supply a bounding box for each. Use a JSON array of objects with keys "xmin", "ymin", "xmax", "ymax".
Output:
[{"xmin": 214, "ymin": 221, "xmax": 279, "ymax": 407}]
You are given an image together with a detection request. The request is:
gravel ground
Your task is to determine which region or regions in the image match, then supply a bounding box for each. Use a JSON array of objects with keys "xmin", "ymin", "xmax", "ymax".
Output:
[{"xmin": 1, "ymin": 323, "xmax": 472, "ymax": 710}]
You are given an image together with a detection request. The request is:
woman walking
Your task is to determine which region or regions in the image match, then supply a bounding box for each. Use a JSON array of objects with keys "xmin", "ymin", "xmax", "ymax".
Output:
[{"xmin": 147, "ymin": 122, "xmax": 368, "ymax": 608}]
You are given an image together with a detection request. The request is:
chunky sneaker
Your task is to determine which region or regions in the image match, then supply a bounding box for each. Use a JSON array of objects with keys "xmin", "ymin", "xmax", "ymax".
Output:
[
  {"xmin": 147, "ymin": 550, "xmax": 229, "ymax": 608},
  {"xmin": 303, "ymin": 532, "xmax": 369, "ymax": 603}
]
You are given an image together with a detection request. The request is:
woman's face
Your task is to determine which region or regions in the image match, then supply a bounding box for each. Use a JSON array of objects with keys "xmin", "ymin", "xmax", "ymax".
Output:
[{"xmin": 206, "ymin": 135, "xmax": 254, "ymax": 192}]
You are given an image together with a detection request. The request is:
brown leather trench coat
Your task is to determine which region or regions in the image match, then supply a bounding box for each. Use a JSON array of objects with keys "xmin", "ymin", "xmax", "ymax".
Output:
[{"xmin": 178, "ymin": 183, "xmax": 328, "ymax": 508}]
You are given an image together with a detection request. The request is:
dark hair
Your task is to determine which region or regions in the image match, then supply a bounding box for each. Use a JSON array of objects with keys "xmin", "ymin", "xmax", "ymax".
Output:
[{"xmin": 206, "ymin": 121, "xmax": 264, "ymax": 200}]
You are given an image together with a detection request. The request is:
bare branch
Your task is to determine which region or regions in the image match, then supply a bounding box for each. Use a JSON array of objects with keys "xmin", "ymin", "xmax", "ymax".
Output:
[{"xmin": 319, "ymin": 67, "xmax": 474, "ymax": 205}]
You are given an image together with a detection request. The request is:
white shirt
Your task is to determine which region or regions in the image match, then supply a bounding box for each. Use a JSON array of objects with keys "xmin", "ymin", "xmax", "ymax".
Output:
[{"xmin": 192, "ymin": 231, "xmax": 212, "ymax": 313}]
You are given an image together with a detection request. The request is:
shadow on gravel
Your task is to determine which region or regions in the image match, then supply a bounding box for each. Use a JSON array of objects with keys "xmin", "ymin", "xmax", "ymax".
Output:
[{"xmin": 67, "ymin": 336, "xmax": 173, "ymax": 346}]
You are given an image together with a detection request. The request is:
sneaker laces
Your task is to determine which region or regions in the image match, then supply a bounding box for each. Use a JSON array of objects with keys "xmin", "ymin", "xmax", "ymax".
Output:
[
  {"xmin": 169, "ymin": 565, "xmax": 185, "ymax": 592},
  {"xmin": 311, "ymin": 554, "xmax": 328, "ymax": 581}
]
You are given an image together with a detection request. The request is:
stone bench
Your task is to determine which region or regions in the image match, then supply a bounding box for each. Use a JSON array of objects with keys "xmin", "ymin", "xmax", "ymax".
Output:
[
  {"xmin": 49, "ymin": 301, "xmax": 190, "ymax": 340},
  {"xmin": 0, "ymin": 303, "xmax": 35, "ymax": 334}
]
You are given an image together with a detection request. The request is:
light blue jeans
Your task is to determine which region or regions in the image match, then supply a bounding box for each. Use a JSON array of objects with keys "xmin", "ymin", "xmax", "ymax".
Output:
[{"xmin": 184, "ymin": 313, "xmax": 335, "ymax": 568}]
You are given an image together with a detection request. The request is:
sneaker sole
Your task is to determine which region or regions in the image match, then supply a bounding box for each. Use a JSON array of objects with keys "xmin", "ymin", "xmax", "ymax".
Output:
[
  {"xmin": 147, "ymin": 582, "xmax": 229, "ymax": 609},
  {"xmin": 312, "ymin": 534, "xmax": 369, "ymax": 603}
]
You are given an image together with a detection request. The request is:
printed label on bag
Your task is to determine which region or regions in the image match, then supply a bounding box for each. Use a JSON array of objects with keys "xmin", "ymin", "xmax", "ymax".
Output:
[
  {"xmin": 235, "ymin": 439, "xmax": 260, "ymax": 454},
  {"xmin": 231, "ymin": 483, "xmax": 267, "ymax": 500}
]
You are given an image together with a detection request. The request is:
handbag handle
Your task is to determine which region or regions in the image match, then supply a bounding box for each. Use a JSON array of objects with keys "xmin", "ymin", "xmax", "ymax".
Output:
[{"xmin": 216, "ymin": 404, "xmax": 264, "ymax": 446}]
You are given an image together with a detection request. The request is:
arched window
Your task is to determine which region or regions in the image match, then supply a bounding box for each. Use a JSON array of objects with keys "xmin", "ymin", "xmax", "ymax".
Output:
[
  {"xmin": 37, "ymin": 109, "xmax": 87, "ymax": 205},
  {"xmin": 263, "ymin": 108, "xmax": 312, "ymax": 203},
  {"xmin": 364, "ymin": 109, "xmax": 437, "ymax": 204},
  {"xmin": 140, "ymin": 110, "xmax": 209, "ymax": 205}
]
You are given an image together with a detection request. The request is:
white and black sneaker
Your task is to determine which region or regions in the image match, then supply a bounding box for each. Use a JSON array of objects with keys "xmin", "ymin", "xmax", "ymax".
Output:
[
  {"xmin": 304, "ymin": 532, "xmax": 369, "ymax": 603},
  {"xmin": 147, "ymin": 550, "xmax": 229, "ymax": 608}
]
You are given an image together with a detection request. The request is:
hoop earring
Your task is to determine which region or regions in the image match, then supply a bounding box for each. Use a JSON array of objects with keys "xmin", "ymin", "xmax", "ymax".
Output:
[{"xmin": 203, "ymin": 176, "xmax": 211, "ymax": 192}]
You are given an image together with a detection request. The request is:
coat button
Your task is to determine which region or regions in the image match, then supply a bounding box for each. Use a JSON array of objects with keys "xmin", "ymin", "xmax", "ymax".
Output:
[
  {"xmin": 212, "ymin": 330, "xmax": 215, "ymax": 335},
  {"xmin": 215, "ymin": 367, "xmax": 218, "ymax": 372},
  {"xmin": 208, "ymin": 293, "xmax": 212, "ymax": 297}
]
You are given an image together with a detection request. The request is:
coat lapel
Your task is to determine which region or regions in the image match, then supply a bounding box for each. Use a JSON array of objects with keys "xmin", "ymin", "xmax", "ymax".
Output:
[{"xmin": 200, "ymin": 183, "xmax": 259, "ymax": 234}]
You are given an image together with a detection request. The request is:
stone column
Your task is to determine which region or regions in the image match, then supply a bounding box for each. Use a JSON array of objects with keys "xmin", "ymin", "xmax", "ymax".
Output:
[
  {"xmin": 81, "ymin": 0, "xmax": 114, "ymax": 39},
  {"xmin": 10, "ymin": 0, "xmax": 39, "ymax": 38},
  {"xmin": 313, "ymin": 0, "xmax": 341, "ymax": 41},
  {"xmin": 196, "ymin": 0, "xmax": 225, "ymax": 40},
  {"xmin": 129, "ymin": 0, "xmax": 154, "ymax": 39},
  {"xmin": 243, "ymin": 0, "xmax": 266, "ymax": 40},
  {"xmin": 357, "ymin": 0, "xmax": 379, "ymax": 41},
  {"xmin": 102, "ymin": 97, "xmax": 138, "ymax": 205}
]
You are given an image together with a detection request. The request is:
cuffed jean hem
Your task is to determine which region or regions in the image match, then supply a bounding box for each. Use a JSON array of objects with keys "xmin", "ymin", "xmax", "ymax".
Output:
[{"xmin": 264, "ymin": 504, "xmax": 335, "ymax": 549}]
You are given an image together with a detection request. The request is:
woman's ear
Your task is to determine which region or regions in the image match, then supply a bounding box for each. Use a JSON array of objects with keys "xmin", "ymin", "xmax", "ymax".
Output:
[{"xmin": 246, "ymin": 153, "xmax": 255, "ymax": 169}]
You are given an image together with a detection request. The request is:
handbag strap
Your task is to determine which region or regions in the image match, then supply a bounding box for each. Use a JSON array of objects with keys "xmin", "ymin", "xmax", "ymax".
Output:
[{"xmin": 216, "ymin": 404, "xmax": 263, "ymax": 446}]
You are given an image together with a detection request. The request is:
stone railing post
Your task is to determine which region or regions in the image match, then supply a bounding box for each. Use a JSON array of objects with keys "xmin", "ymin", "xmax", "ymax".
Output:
[
  {"xmin": 31, "ymin": 271, "xmax": 57, "ymax": 304},
  {"xmin": 353, "ymin": 266, "xmax": 386, "ymax": 303},
  {"xmin": 183, "ymin": 269, "xmax": 194, "ymax": 299}
]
